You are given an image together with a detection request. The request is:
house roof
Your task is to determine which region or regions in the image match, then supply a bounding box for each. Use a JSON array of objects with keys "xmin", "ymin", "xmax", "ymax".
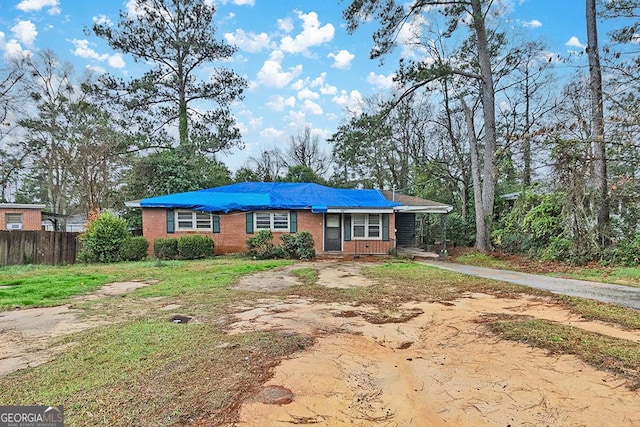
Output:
[
  {"xmin": 0, "ymin": 203, "xmax": 46, "ymax": 210},
  {"xmin": 380, "ymin": 191, "xmax": 453, "ymax": 214},
  {"xmin": 130, "ymin": 182, "xmax": 401, "ymax": 213}
]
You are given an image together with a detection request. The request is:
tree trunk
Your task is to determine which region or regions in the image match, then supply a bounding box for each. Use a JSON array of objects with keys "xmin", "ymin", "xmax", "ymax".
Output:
[
  {"xmin": 470, "ymin": 0, "xmax": 498, "ymax": 252},
  {"xmin": 461, "ymin": 98, "xmax": 488, "ymax": 251},
  {"xmin": 523, "ymin": 67, "xmax": 532, "ymax": 187},
  {"xmin": 586, "ymin": 0, "xmax": 609, "ymax": 244}
]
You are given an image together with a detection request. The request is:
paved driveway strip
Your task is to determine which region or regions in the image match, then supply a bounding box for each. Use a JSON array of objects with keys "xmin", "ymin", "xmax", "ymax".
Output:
[{"xmin": 421, "ymin": 261, "xmax": 640, "ymax": 310}]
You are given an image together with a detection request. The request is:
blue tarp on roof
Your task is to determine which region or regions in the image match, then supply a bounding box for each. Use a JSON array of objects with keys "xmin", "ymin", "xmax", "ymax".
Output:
[{"xmin": 139, "ymin": 182, "xmax": 400, "ymax": 213}]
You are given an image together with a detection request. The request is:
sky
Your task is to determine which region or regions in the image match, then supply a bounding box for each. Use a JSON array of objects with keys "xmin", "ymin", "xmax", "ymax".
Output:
[{"xmin": 0, "ymin": 0, "xmax": 612, "ymax": 173}]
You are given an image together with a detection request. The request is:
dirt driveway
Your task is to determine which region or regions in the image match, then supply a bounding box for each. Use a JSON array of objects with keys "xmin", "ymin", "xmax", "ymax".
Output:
[{"xmin": 229, "ymin": 261, "xmax": 640, "ymax": 426}]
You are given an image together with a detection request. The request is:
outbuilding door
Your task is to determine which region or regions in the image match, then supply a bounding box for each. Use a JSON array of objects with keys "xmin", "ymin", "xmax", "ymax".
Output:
[{"xmin": 324, "ymin": 214, "xmax": 342, "ymax": 251}]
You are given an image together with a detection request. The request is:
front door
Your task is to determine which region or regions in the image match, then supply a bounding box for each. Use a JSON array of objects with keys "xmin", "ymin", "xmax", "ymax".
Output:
[{"xmin": 324, "ymin": 214, "xmax": 342, "ymax": 251}]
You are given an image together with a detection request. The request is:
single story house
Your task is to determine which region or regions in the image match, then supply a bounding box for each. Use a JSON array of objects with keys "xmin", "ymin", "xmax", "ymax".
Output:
[
  {"xmin": 126, "ymin": 182, "xmax": 452, "ymax": 256},
  {"xmin": 0, "ymin": 203, "xmax": 46, "ymax": 231}
]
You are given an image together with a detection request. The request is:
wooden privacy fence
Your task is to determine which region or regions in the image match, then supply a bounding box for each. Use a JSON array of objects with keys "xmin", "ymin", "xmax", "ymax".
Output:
[{"xmin": 0, "ymin": 231, "xmax": 81, "ymax": 266}]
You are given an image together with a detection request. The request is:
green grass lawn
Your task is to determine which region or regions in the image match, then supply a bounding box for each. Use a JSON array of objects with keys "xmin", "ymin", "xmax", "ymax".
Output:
[
  {"xmin": 0, "ymin": 266, "xmax": 111, "ymax": 309},
  {"xmin": 0, "ymin": 258, "xmax": 292, "ymax": 310}
]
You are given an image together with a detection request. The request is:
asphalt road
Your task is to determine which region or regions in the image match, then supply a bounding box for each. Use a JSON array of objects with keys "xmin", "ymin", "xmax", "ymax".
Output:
[{"xmin": 421, "ymin": 260, "xmax": 640, "ymax": 310}]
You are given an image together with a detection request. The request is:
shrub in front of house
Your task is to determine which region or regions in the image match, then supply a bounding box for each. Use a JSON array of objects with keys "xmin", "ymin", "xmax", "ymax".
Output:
[
  {"xmin": 177, "ymin": 235, "xmax": 215, "ymax": 260},
  {"xmin": 246, "ymin": 230, "xmax": 277, "ymax": 259},
  {"xmin": 280, "ymin": 231, "xmax": 316, "ymax": 260},
  {"xmin": 247, "ymin": 230, "xmax": 316, "ymax": 260},
  {"xmin": 120, "ymin": 236, "xmax": 149, "ymax": 261},
  {"xmin": 154, "ymin": 238, "xmax": 179, "ymax": 260},
  {"xmin": 78, "ymin": 212, "xmax": 130, "ymax": 263}
]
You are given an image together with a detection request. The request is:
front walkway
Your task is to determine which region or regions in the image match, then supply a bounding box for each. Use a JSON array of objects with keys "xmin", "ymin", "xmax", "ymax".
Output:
[{"xmin": 421, "ymin": 260, "xmax": 640, "ymax": 310}]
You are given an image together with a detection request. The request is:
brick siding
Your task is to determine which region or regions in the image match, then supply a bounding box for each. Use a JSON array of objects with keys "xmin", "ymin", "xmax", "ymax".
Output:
[
  {"xmin": 142, "ymin": 208, "xmax": 326, "ymax": 255},
  {"xmin": 141, "ymin": 208, "xmax": 396, "ymax": 256},
  {"xmin": 0, "ymin": 208, "xmax": 43, "ymax": 231}
]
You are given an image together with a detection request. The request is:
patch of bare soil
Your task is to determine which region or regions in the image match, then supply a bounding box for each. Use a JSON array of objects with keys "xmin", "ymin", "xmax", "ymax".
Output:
[
  {"xmin": 234, "ymin": 261, "xmax": 377, "ymax": 292},
  {"xmin": 0, "ymin": 281, "xmax": 153, "ymax": 377},
  {"xmin": 225, "ymin": 263, "xmax": 640, "ymax": 426}
]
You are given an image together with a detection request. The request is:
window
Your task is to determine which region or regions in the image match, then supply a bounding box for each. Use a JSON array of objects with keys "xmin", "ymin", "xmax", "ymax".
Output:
[
  {"xmin": 255, "ymin": 211, "xmax": 290, "ymax": 232},
  {"xmin": 352, "ymin": 214, "xmax": 381, "ymax": 239},
  {"xmin": 5, "ymin": 213, "xmax": 23, "ymax": 230},
  {"xmin": 176, "ymin": 210, "xmax": 213, "ymax": 230}
]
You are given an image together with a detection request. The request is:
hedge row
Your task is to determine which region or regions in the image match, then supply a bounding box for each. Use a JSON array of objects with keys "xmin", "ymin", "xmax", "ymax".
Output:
[{"xmin": 154, "ymin": 235, "xmax": 214, "ymax": 260}]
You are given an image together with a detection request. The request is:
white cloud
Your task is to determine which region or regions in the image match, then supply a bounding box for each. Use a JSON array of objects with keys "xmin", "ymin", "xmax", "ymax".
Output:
[
  {"xmin": 540, "ymin": 50, "xmax": 561, "ymax": 63},
  {"xmin": 266, "ymin": 95, "xmax": 296, "ymax": 112},
  {"xmin": 522, "ymin": 19, "xmax": 542, "ymax": 28},
  {"xmin": 291, "ymin": 79, "xmax": 305, "ymax": 91},
  {"xmin": 224, "ymin": 29, "xmax": 271, "ymax": 53},
  {"xmin": 566, "ymin": 36, "xmax": 586, "ymax": 50},
  {"xmin": 327, "ymin": 49, "xmax": 355, "ymax": 69},
  {"xmin": 310, "ymin": 72, "xmax": 337, "ymax": 95},
  {"xmin": 93, "ymin": 15, "xmax": 113, "ymax": 26},
  {"xmin": 278, "ymin": 17, "xmax": 294, "ymax": 33},
  {"xmin": 319, "ymin": 84, "xmax": 337, "ymax": 95},
  {"xmin": 367, "ymin": 72, "xmax": 396, "ymax": 89},
  {"xmin": 397, "ymin": 13, "xmax": 427, "ymax": 58},
  {"xmin": 297, "ymin": 87, "xmax": 319, "ymax": 100},
  {"xmin": 248, "ymin": 116, "xmax": 263, "ymax": 129},
  {"xmin": 280, "ymin": 11, "xmax": 334, "ymax": 55},
  {"xmin": 108, "ymin": 53, "xmax": 125, "ymax": 69},
  {"xmin": 86, "ymin": 64, "xmax": 106, "ymax": 74},
  {"xmin": 70, "ymin": 39, "xmax": 125, "ymax": 69},
  {"xmin": 256, "ymin": 50, "xmax": 303, "ymax": 88},
  {"xmin": 11, "ymin": 21, "xmax": 37, "ymax": 47},
  {"xmin": 126, "ymin": 0, "xmax": 145, "ymax": 18},
  {"xmin": 260, "ymin": 127, "xmax": 284, "ymax": 140},
  {"xmin": 0, "ymin": 31, "xmax": 31, "ymax": 59},
  {"xmin": 4, "ymin": 39, "xmax": 31, "ymax": 60},
  {"xmin": 222, "ymin": 0, "xmax": 255, "ymax": 5},
  {"xmin": 71, "ymin": 39, "xmax": 108, "ymax": 60},
  {"xmin": 16, "ymin": 0, "xmax": 58, "ymax": 12},
  {"xmin": 302, "ymin": 99, "xmax": 323, "ymax": 115},
  {"xmin": 286, "ymin": 110, "xmax": 306, "ymax": 127},
  {"xmin": 332, "ymin": 89, "xmax": 363, "ymax": 116}
]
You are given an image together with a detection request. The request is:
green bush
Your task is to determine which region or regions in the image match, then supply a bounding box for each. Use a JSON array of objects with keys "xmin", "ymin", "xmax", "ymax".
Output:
[
  {"xmin": 601, "ymin": 234, "xmax": 640, "ymax": 266},
  {"xmin": 154, "ymin": 238, "xmax": 179, "ymax": 260},
  {"xmin": 445, "ymin": 212, "xmax": 475, "ymax": 247},
  {"xmin": 541, "ymin": 236, "xmax": 593, "ymax": 266},
  {"xmin": 78, "ymin": 212, "xmax": 130, "ymax": 263},
  {"xmin": 540, "ymin": 236, "xmax": 574, "ymax": 262},
  {"xmin": 493, "ymin": 191, "xmax": 563, "ymax": 255},
  {"xmin": 120, "ymin": 236, "xmax": 149, "ymax": 261},
  {"xmin": 246, "ymin": 230, "xmax": 277, "ymax": 259},
  {"xmin": 280, "ymin": 231, "xmax": 316, "ymax": 259},
  {"xmin": 246, "ymin": 230, "xmax": 316, "ymax": 260},
  {"xmin": 177, "ymin": 234, "xmax": 214, "ymax": 260}
]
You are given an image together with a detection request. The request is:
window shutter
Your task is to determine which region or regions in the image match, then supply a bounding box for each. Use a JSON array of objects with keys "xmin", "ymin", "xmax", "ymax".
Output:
[
  {"xmin": 290, "ymin": 211, "xmax": 297, "ymax": 233},
  {"xmin": 166, "ymin": 210, "xmax": 175, "ymax": 233},
  {"xmin": 382, "ymin": 214, "xmax": 390, "ymax": 241},
  {"xmin": 212, "ymin": 215, "xmax": 220, "ymax": 233},
  {"xmin": 344, "ymin": 214, "xmax": 351, "ymax": 241},
  {"xmin": 246, "ymin": 212, "xmax": 254, "ymax": 234}
]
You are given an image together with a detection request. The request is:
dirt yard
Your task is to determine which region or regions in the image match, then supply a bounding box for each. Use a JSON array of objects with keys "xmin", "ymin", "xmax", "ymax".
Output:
[
  {"xmin": 2, "ymin": 262, "xmax": 640, "ymax": 426},
  {"xmin": 230, "ymin": 261, "xmax": 640, "ymax": 426}
]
